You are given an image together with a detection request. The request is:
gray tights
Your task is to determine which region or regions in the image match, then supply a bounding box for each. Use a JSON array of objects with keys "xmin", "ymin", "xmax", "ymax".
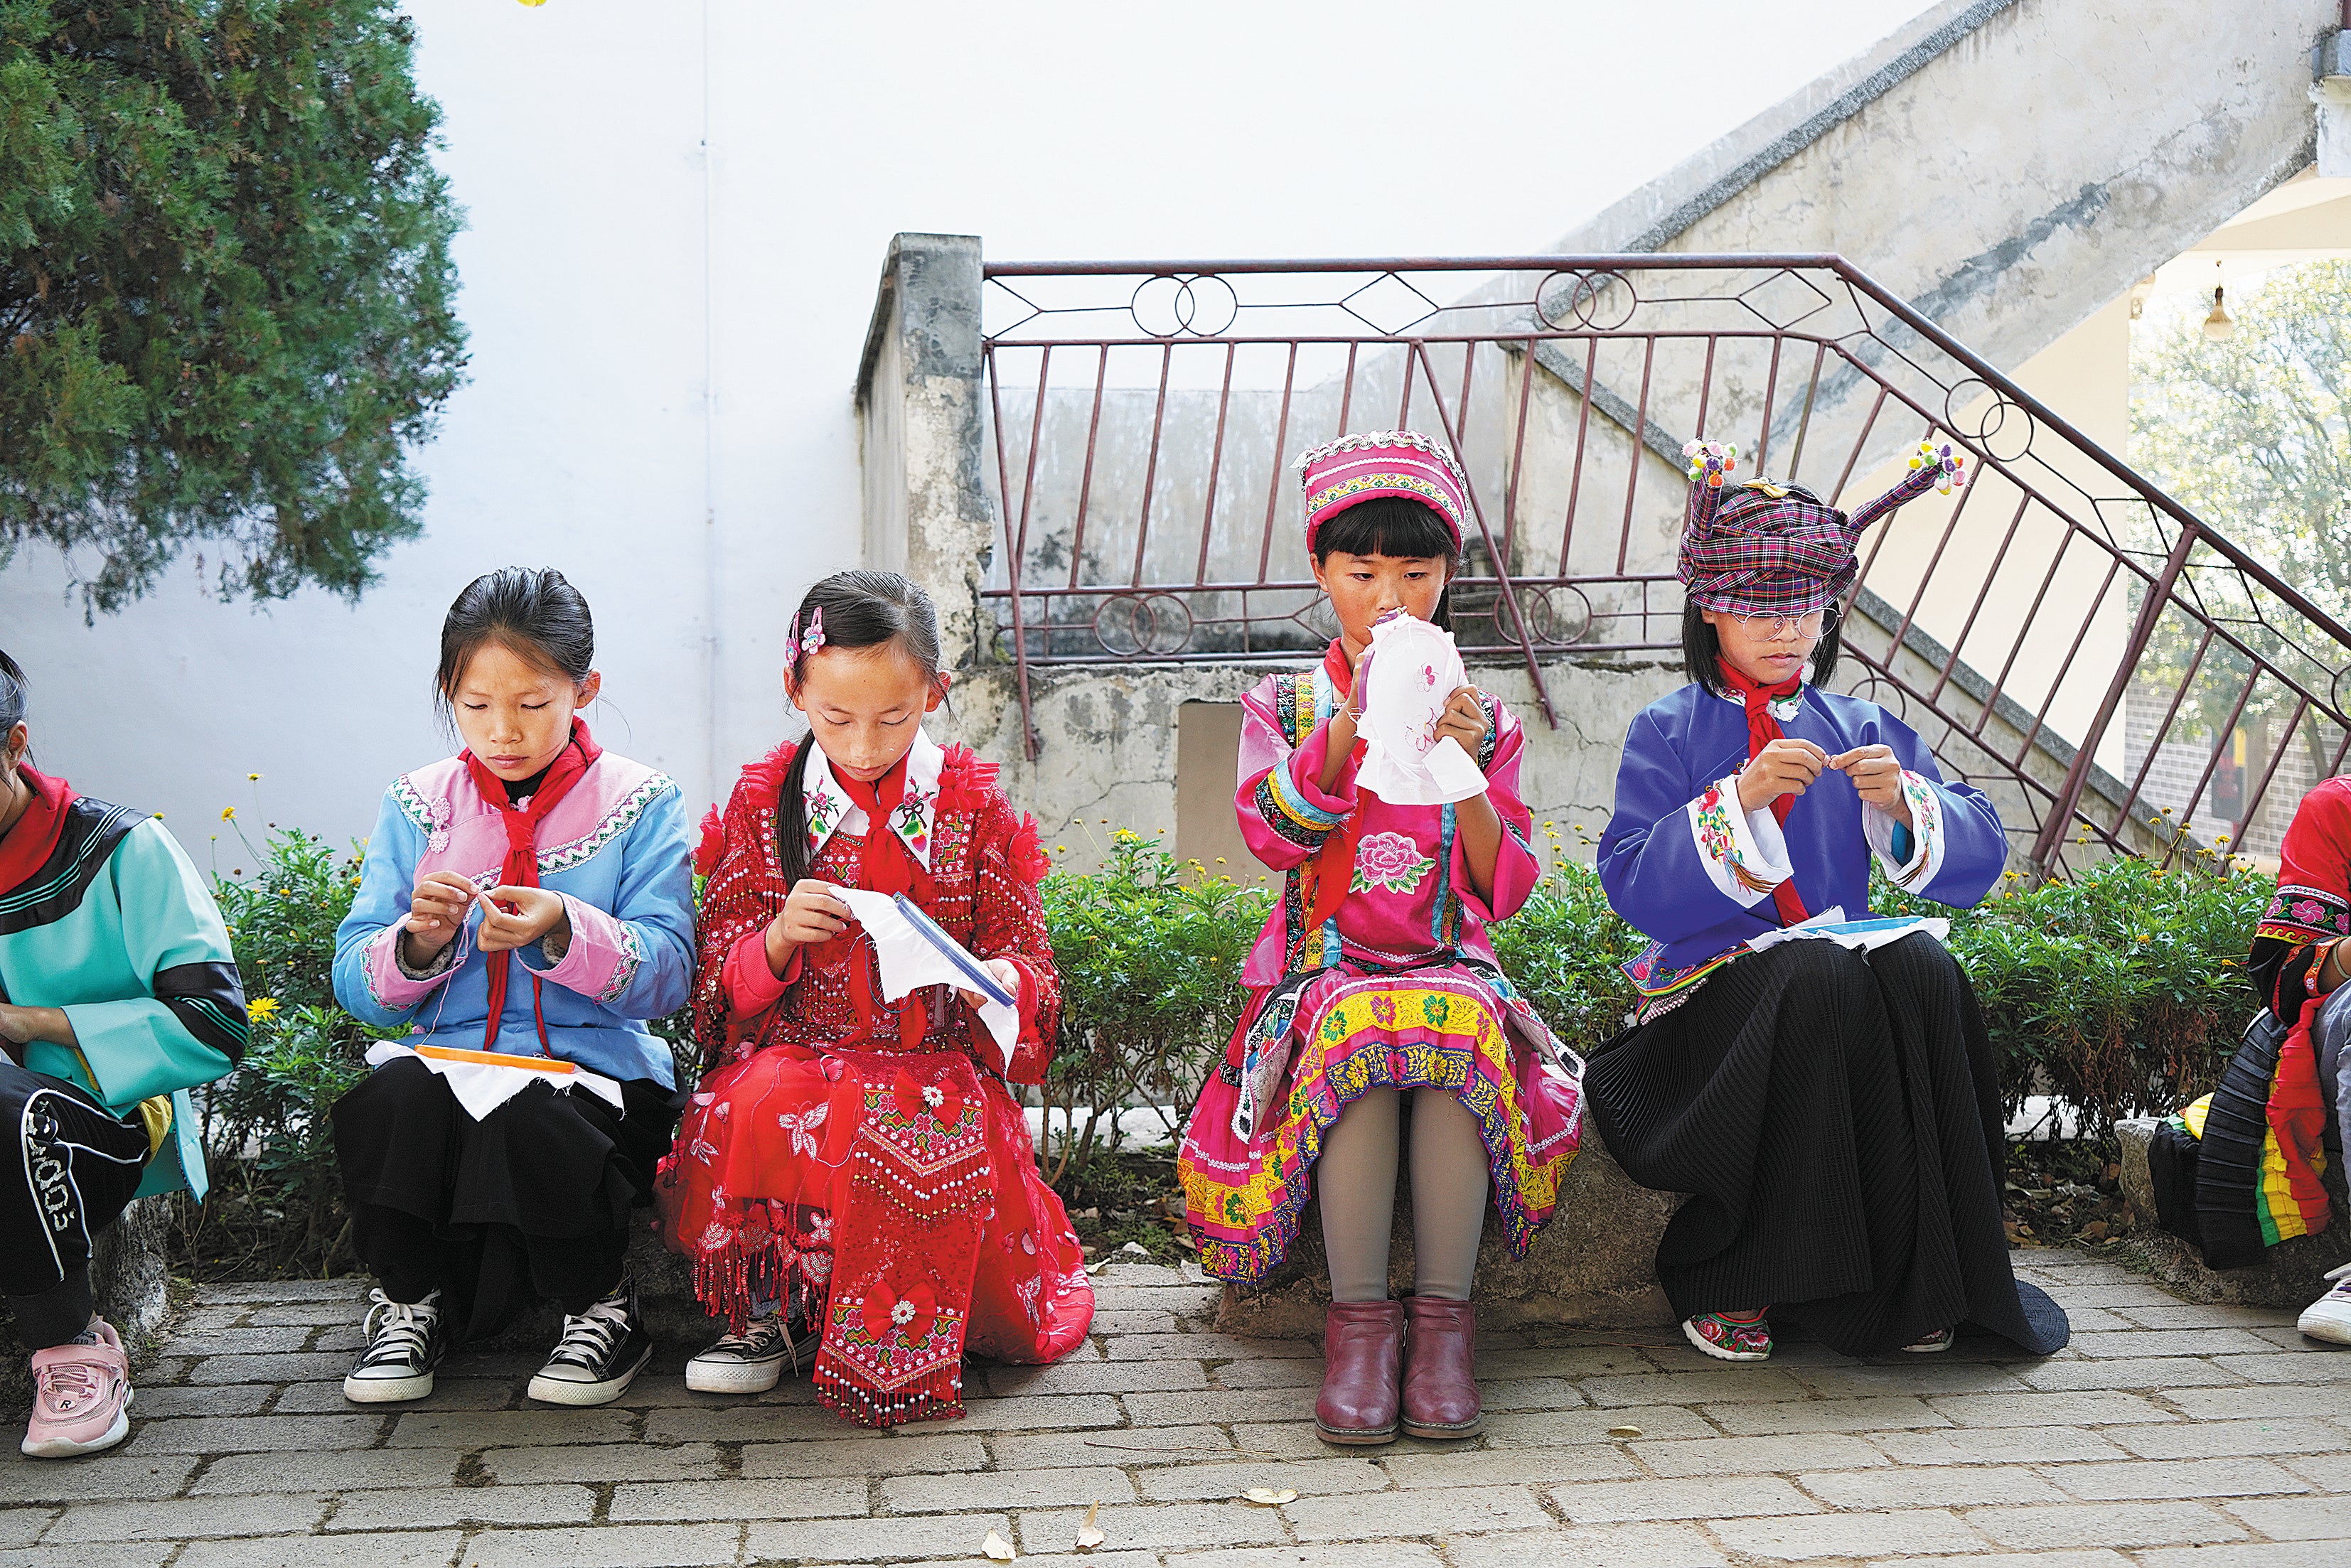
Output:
[{"xmin": 1316, "ymin": 1087, "xmax": 1491, "ymax": 1302}]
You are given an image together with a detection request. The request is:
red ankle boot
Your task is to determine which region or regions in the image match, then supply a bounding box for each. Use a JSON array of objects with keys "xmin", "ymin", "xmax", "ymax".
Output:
[
  {"xmin": 1401, "ymin": 1296, "xmax": 1482, "ymax": 1439},
  {"xmin": 1315, "ymin": 1299, "xmax": 1404, "ymax": 1445}
]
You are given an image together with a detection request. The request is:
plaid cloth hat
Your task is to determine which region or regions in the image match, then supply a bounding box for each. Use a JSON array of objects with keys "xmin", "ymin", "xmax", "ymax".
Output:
[
  {"xmin": 1677, "ymin": 438, "xmax": 1966, "ymax": 617},
  {"xmin": 1295, "ymin": 430, "xmax": 1469, "ymax": 551}
]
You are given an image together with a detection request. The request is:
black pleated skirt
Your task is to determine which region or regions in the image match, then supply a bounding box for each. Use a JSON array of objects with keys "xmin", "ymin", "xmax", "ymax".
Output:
[
  {"xmin": 331, "ymin": 1056, "xmax": 682, "ymax": 1341},
  {"xmin": 1585, "ymin": 933, "xmax": 2067, "ymax": 1357}
]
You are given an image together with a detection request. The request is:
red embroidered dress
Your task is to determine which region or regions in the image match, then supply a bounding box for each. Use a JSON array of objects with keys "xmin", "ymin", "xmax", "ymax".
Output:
[{"xmin": 661, "ymin": 731, "xmax": 1092, "ymax": 1427}]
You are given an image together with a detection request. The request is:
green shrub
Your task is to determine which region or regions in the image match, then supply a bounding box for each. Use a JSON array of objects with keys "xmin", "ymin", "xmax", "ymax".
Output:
[
  {"xmin": 193, "ymin": 824, "xmax": 385, "ymax": 1274},
  {"xmin": 180, "ymin": 808, "xmax": 2272, "ymax": 1279},
  {"xmin": 1487, "ymin": 859, "xmax": 1644, "ymax": 1059},
  {"xmin": 1919, "ymin": 856, "xmax": 2268, "ymax": 1132},
  {"xmin": 1037, "ymin": 829, "xmax": 1273, "ymax": 1185}
]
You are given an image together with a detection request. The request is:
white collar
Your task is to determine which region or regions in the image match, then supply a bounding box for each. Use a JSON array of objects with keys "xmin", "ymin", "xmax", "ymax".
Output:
[
  {"xmin": 1715, "ymin": 682, "xmax": 1805, "ymax": 722},
  {"xmin": 800, "ymin": 728, "xmax": 946, "ymax": 870}
]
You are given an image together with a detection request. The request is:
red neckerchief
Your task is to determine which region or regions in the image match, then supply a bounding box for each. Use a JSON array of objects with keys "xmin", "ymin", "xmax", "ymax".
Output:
[
  {"xmin": 834, "ymin": 753, "xmax": 935, "ymax": 1049},
  {"xmin": 1305, "ymin": 640, "xmax": 1371, "ymax": 932},
  {"xmin": 836, "ymin": 753, "xmax": 917, "ymax": 898},
  {"xmin": 1718, "ymin": 659, "xmax": 1811, "ymax": 928},
  {"xmin": 461, "ymin": 719, "xmax": 602, "ymax": 1052},
  {"xmin": 0, "ymin": 767, "xmax": 75, "ymax": 898}
]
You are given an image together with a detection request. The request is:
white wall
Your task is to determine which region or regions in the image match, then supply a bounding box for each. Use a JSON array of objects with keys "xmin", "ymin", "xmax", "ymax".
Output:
[{"xmin": 0, "ymin": 0, "xmax": 1938, "ymax": 844}]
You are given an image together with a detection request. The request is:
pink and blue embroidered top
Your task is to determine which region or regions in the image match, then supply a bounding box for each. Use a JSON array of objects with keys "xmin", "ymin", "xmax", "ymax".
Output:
[
  {"xmin": 333, "ymin": 751, "xmax": 696, "ymax": 1086},
  {"xmin": 1237, "ymin": 665, "xmax": 1536, "ymax": 984}
]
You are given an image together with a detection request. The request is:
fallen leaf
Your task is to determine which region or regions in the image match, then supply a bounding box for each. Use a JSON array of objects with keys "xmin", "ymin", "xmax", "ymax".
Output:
[
  {"xmin": 1076, "ymin": 1500, "xmax": 1105, "ymax": 1550},
  {"xmin": 983, "ymin": 1529, "xmax": 1016, "ymax": 1562},
  {"xmin": 1242, "ymin": 1488, "xmax": 1297, "ymax": 1506},
  {"xmin": 1607, "ymin": 1424, "xmax": 1642, "ymax": 1438}
]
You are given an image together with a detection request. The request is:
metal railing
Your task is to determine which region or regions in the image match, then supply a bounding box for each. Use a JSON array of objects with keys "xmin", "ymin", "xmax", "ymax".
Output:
[{"xmin": 978, "ymin": 256, "xmax": 2351, "ymax": 874}]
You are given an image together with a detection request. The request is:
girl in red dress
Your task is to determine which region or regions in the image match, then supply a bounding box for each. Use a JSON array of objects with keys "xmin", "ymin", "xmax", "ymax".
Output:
[{"xmin": 660, "ymin": 570, "xmax": 1092, "ymax": 1426}]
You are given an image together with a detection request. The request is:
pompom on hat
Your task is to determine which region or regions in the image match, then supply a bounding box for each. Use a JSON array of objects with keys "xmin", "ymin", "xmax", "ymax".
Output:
[
  {"xmin": 1677, "ymin": 437, "xmax": 1966, "ymax": 618},
  {"xmin": 1295, "ymin": 430, "xmax": 1469, "ymax": 552}
]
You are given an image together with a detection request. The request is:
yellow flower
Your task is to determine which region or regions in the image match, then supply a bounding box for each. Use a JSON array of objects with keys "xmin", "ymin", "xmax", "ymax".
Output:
[
  {"xmin": 220, "ymin": 806, "xmax": 235, "ymax": 821},
  {"xmin": 247, "ymin": 772, "xmax": 262, "ymax": 782},
  {"xmin": 247, "ymin": 997, "xmax": 279, "ymax": 1022}
]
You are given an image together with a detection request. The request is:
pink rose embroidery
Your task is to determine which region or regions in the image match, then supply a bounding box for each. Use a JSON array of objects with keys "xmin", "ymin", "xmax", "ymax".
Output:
[{"xmin": 1350, "ymin": 830, "xmax": 1437, "ymax": 896}]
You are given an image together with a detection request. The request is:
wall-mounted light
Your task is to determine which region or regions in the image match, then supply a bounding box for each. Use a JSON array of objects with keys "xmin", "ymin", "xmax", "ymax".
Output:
[{"xmin": 2202, "ymin": 261, "xmax": 2235, "ymax": 342}]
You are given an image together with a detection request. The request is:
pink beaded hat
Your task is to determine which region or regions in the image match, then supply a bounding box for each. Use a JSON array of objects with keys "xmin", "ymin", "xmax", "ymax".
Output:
[
  {"xmin": 1677, "ymin": 437, "xmax": 1967, "ymax": 618},
  {"xmin": 1295, "ymin": 430, "xmax": 1469, "ymax": 552}
]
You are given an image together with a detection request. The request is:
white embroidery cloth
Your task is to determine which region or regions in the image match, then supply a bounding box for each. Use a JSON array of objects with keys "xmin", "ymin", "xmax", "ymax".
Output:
[
  {"xmin": 364, "ymin": 1040, "xmax": 626, "ymax": 1122},
  {"xmin": 1742, "ymin": 906, "xmax": 1949, "ymax": 956},
  {"xmin": 833, "ymin": 886, "xmax": 1018, "ymax": 1072},
  {"xmin": 1354, "ymin": 613, "xmax": 1487, "ymax": 805}
]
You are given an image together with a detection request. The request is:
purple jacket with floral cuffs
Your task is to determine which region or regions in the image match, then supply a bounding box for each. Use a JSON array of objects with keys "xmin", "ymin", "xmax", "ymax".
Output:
[{"xmin": 1599, "ymin": 681, "xmax": 2006, "ymax": 1000}]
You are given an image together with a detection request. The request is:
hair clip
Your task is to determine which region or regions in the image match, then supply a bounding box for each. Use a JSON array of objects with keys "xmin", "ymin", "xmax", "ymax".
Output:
[{"xmin": 800, "ymin": 606, "xmax": 827, "ymax": 657}]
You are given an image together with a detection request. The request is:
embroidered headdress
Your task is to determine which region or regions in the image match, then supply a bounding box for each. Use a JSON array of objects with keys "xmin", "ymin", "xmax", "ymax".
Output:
[
  {"xmin": 1295, "ymin": 429, "xmax": 1469, "ymax": 552},
  {"xmin": 1677, "ymin": 438, "xmax": 1966, "ymax": 618}
]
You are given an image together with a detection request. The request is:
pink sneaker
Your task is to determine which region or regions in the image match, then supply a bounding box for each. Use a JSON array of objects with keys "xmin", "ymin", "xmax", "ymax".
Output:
[{"xmin": 21, "ymin": 1319, "xmax": 133, "ymax": 1458}]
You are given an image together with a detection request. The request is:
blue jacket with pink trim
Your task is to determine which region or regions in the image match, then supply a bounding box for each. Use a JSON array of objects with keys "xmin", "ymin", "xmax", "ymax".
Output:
[{"xmin": 331, "ymin": 751, "xmax": 695, "ymax": 1087}]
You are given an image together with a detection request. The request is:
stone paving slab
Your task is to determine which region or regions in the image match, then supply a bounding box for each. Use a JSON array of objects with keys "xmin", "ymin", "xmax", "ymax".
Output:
[{"xmin": 0, "ymin": 1250, "xmax": 2345, "ymax": 1564}]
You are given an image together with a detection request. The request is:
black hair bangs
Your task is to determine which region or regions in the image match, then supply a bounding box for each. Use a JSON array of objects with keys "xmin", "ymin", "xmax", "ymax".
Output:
[{"xmin": 1310, "ymin": 497, "xmax": 1460, "ymax": 564}]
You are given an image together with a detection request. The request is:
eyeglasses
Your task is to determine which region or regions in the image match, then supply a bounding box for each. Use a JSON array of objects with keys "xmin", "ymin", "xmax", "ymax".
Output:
[{"xmin": 1729, "ymin": 608, "xmax": 1834, "ymax": 641}]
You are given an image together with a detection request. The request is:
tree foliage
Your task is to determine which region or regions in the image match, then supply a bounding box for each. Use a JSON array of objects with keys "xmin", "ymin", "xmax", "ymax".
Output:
[
  {"xmin": 2126, "ymin": 262, "xmax": 2351, "ymax": 794},
  {"xmin": 2134, "ymin": 262, "xmax": 2351, "ymax": 621},
  {"xmin": 0, "ymin": 0, "xmax": 466, "ymax": 616}
]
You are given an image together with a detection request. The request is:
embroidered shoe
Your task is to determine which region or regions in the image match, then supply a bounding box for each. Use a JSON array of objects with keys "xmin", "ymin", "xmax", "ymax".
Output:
[
  {"xmin": 685, "ymin": 1312, "xmax": 808, "ymax": 1395},
  {"xmin": 1682, "ymin": 1310, "xmax": 1772, "ymax": 1362},
  {"xmin": 1901, "ymin": 1327, "xmax": 1956, "ymax": 1354},
  {"xmin": 527, "ymin": 1277, "xmax": 654, "ymax": 1406},
  {"xmin": 344, "ymin": 1289, "xmax": 447, "ymax": 1404},
  {"xmin": 2298, "ymin": 1261, "xmax": 2351, "ymax": 1346},
  {"xmin": 21, "ymin": 1319, "xmax": 132, "ymax": 1458}
]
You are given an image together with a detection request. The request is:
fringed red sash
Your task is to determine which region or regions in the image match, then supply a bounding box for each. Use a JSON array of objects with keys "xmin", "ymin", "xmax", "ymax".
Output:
[
  {"xmin": 813, "ymin": 1050, "xmax": 992, "ymax": 1427},
  {"xmin": 1304, "ymin": 640, "xmax": 1369, "ymax": 931},
  {"xmin": 1718, "ymin": 659, "xmax": 1811, "ymax": 927},
  {"xmin": 460, "ymin": 721, "xmax": 601, "ymax": 1052}
]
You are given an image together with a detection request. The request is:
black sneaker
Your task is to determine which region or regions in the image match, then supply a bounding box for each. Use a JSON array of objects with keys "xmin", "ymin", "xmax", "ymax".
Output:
[
  {"xmin": 526, "ymin": 1277, "xmax": 653, "ymax": 1406},
  {"xmin": 343, "ymin": 1289, "xmax": 447, "ymax": 1404},
  {"xmin": 684, "ymin": 1311, "xmax": 809, "ymax": 1395}
]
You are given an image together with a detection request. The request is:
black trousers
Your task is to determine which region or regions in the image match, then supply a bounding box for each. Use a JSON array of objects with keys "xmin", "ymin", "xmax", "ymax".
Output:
[
  {"xmin": 0, "ymin": 1059, "xmax": 151, "ymax": 1349},
  {"xmin": 331, "ymin": 1056, "xmax": 681, "ymax": 1344},
  {"xmin": 1585, "ymin": 934, "xmax": 2067, "ymax": 1357}
]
